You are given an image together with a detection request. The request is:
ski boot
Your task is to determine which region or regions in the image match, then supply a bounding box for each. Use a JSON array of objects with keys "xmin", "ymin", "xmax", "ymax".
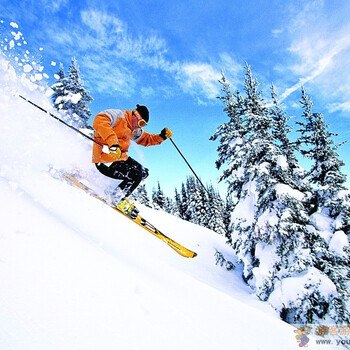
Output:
[{"xmin": 117, "ymin": 198, "xmax": 140, "ymax": 220}]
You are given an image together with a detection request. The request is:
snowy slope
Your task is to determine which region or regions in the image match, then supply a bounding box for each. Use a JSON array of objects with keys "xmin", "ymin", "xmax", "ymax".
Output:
[{"xmin": 0, "ymin": 55, "xmax": 337, "ymax": 349}]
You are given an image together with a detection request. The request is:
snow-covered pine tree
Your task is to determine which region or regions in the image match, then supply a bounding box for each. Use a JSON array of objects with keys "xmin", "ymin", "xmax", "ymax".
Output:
[
  {"xmin": 174, "ymin": 188, "xmax": 183, "ymax": 218},
  {"xmin": 212, "ymin": 64, "xmax": 348, "ymax": 324},
  {"xmin": 51, "ymin": 63, "xmax": 69, "ymax": 113},
  {"xmin": 270, "ymin": 84, "xmax": 301, "ymax": 175},
  {"xmin": 164, "ymin": 196, "xmax": 176, "ymax": 215},
  {"xmin": 152, "ymin": 181, "xmax": 176, "ymax": 214},
  {"xmin": 223, "ymin": 195, "xmax": 234, "ymax": 241},
  {"xmin": 296, "ymin": 88, "xmax": 350, "ymax": 323},
  {"xmin": 132, "ymin": 184, "xmax": 152, "ymax": 208},
  {"xmin": 226, "ymin": 65, "xmax": 311, "ymax": 301},
  {"xmin": 151, "ymin": 182, "xmax": 174, "ymax": 214},
  {"xmin": 152, "ymin": 182, "xmax": 165, "ymax": 210},
  {"xmin": 64, "ymin": 57, "xmax": 93, "ymax": 128},
  {"xmin": 51, "ymin": 58, "xmax": 93, "ymax": 128},
  {"xmin": 297, "ymin": 88, "xmax": 350, "ymax": 226},
  {"xmin": 210, "ymin": 73, "xmax": 247, "ymax": 198},
  {"xmin": 185, "ymin": 176, "xmax": 208, "ymax": 227},
  {"xmin": 177, "ymin": 183, "xmax": 191, "ymax": 221},
  {"xmin": 205, "ymin": 185, "xmax": 227, "ymax": 235}
]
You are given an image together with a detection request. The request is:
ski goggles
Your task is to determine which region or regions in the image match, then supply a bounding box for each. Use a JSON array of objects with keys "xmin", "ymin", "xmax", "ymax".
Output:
[{"xmin": 132, "ymin": 110, "xmax": 148, "ymax": 128}]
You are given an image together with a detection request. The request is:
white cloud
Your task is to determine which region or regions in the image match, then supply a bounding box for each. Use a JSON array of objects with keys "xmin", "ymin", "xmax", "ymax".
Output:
[
  {"xmin": 40, "ymin": 0, "xmax": 69, "ymax": 13},
  {"xmin": 80, "ymin": 10, "xmax": 125, "ymax": 38},
  {"xmin": 46, "ymin": 9, "xmax": 182, "ymax": 97},
  {"xmin": 82, "ymin": 55, "xmax": 136, "ymax": 96},
  {"xmin": 327, "ymin": 101, "xmax": 350, "ymax": 113},
  {"xmin": 43, "ymin": 9, "xmax": 240, "ymax": 102},
  {"xmin": 179, "ymin": 63, "xmax": 221, "ymax": 100},
  {"xmin": 140, "ymin": 86, "xmax": 155, "ymax": 98},
  {"xmin": 79, "ymin": 9, "xmax": 170, "ymax": 70},
  {"xmin": 272, "ymin": 29, "xmax": 283, "ymax": 38},
  {"xmin": 175, "ymin": 53, "xmax": 242, "ymax": 101},
  {"xmin": 278, "ymin": 2, "xmax": 350, "ymax": 110}
]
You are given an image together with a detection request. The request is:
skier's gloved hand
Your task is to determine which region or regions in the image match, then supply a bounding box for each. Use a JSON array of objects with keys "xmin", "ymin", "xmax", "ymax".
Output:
[
  {"xmin": 109, "ymin": 144, "xmax": 122, "ymax": 160},
  {"xmin": 160, "ymin": 127, "xmax": 173, "ymax": 140}
]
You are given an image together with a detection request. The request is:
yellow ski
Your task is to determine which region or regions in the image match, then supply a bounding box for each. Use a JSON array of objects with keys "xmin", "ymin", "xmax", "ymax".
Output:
[{"xmin": 60, "ymin": 172, "xmax": 197, "ymax": 258}]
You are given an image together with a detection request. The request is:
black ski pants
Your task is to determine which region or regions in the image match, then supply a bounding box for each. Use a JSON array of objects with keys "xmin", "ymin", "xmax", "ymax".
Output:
[{"xmin": 95, "ymin": 157, "xmax": 149, "ymax": 201}]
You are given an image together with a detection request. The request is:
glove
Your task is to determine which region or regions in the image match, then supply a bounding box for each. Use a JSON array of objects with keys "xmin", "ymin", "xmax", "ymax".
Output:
[
  {"xmin": 160, "ymin": 127, "xmax": 173, "ymax": 140},
  {"xmin": 109, "ymin": 144, "xmax": 122, "ymax": 160}
]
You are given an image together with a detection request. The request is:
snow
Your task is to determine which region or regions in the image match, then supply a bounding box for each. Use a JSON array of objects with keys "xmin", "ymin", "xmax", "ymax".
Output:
[
  {"xmin": 329, "ymin": 231, "xmax": 349, "ymax": 257},
  {"xmin": 276, "ymin": 154, "xmax": 288, "ymax": 170},
  {"xmin": 22, "ymin": 63, "xmax": 32, "ymax": 72},
  {"xmin": 257, "ymin": 208, "xmax": 279, "ymax": 229},
  {"xmin": 0, "ymin": 35, "xmax": 342, "ymax": 350},
  {"xmin": 310, "ymin": 211, "xmax": 334, "ymax": 243},
  {"xmin": 11, "ymin": 31, "xmax": 22, "ymax": 41},
  {"xmin": 273, "ymin": 183, "xmax": 305, "ymax": 201},
  {"xmin": 231, "ymin": 180, "xmax": 258, "ymax": 229},
  {"xmin": 71, "ymin": 92, "xmax": 82, "ymax": 104},
  {"xmin": 253, "ymin": 243, "xmax": 278, "ymax": 288},
  {"xmin": 269, "ymin": 267, "xmax": 337, "ymax": 312}
]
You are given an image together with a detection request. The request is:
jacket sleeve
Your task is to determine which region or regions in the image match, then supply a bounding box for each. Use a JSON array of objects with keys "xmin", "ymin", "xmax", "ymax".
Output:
[
  {"xmin": 135, "ymin": 130, "xmax": 164, "ymax": 147},
  {"xmin": 93, "ymin": 113, "xmax": 118, "ymax": 147}
]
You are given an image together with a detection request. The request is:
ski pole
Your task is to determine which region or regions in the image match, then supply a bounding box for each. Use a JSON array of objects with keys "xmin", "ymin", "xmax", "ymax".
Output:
[
  {"xmin": 169, "ymin": 137, "xmax": 209, "ymax": 195},
  {"xmin": 18, "ymin": 94, "xmax": 103, "ymax": 146}
]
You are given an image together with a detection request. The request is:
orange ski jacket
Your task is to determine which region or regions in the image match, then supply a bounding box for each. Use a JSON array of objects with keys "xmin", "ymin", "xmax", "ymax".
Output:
[{"xmin": 92, "ymin": 109, "xmax": 164, "ymax": 163}]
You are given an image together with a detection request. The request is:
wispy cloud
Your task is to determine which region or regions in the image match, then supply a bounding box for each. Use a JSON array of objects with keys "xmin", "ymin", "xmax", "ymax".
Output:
[
  {"xmin": 327, "ymin": 101, "xmax": 350, "ymax": 114},
  {"xmin": 177, "ymin": 53, "xmax": 242, "ymax": 103},
  {"xmin": 179, "ymin": 63, "xmax": 221, "ymax": 100},
  {"xmin": 278, "ymin": 1, "xmax": 350, "ymax": 113},
  {"xmin": 79, "ymin": 9, "xmax": 170, "ymax": 69},
  {"xmin": 39, "ymin": 0, "xmax": 69, "ymax": 13},
  {"xmin": 42, "ymin": 9, "xmax": 183, "ymax": 98},
  {"xmin": 82, "ymin": 55, "xmax": 136, "ymax": 96},
  {"xmin": 42, "ymin": 8, "xmax": 241, "ymax": 103},
  {"xmin": 281, "ymin": 32, "xmax": 350, "ymax": 100}
]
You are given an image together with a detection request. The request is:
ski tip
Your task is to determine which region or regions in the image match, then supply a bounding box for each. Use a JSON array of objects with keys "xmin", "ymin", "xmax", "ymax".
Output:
[{"xmin": 186, "ymin": 251, "xmax": 197, "ymax": 258}]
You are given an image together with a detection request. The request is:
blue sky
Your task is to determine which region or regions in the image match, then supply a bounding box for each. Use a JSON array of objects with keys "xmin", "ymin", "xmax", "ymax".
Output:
[{"xmin": 1, "ymin": 0, "xmax": 350, "ymax": 197}]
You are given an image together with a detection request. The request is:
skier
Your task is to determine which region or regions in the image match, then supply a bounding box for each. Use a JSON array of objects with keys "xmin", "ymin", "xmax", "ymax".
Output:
[{"xmin": 92, "ymin": 104, "xmax": 172, "ymax": 217}]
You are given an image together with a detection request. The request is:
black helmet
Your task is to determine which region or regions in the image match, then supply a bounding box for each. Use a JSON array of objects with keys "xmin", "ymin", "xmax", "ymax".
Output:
[{"xmin": 136, "ymin": 104, "xmax": 149, "ymax": 122}]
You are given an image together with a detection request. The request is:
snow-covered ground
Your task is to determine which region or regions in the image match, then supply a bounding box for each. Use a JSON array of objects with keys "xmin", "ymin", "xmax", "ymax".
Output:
[{"xmin": 0, "ymin": 41, "xmax": 341, "ymax": 349}]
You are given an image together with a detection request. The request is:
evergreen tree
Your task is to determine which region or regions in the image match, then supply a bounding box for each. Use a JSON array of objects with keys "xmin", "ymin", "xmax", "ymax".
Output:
[
  {"xmin": 51, "ymin": 63, "xmax": 69, "ymax": 112},
  {"xmin": 210, "ymin": 73, "xmax": 247, "ymax": 197},
  {"xmin": 205, "ymin": 185, "xmax": 227, "ymax": 235},
  {"xmin": 152, "ymin": 182, "xmax": 166, "ymax": 210},
  {"xmin": 132, "ymin": 184, "xmax": 152, "ymax": 207},
  {"xmin": 179, "ymin": 183, "xmax": 190, "ymax": 221},
  {"xmin": 65, "ymin": 57, "xmax": 93, "ymax": 128},
  {"xmin": 296, "ymin": 88, "xmax": 350, "ymax": 323},
  {"xmin": 185, "ymin": 176, "xmax": 208, "ymax": 227},
  {"xmin": 51, "ymin": 57, "xmax": 93, "ymax": 128},
  {"xmin": 297, "ymin": 87, "xmax": 350, "ymax": 226},
  {"xmin": 223, "ymin": 195, "xmax": 234, "ymax": 242},
  {"xmin": 270, "ymin": 84, "xmax": 301, "ymax": 172},
  {"xmin": 173, "ymin": 188, "xmax": 182, "ymax": 218},
  {"xmin": 224, "ymin": 65, "xmax": 311, "ymax": 305},
  {"xmin": 163, "ymin": 196, "xmax": 176, "ymax": 215},
  {"xmin": 212, "ymin": 64, "xmax": 350, "ymax": 324}
]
